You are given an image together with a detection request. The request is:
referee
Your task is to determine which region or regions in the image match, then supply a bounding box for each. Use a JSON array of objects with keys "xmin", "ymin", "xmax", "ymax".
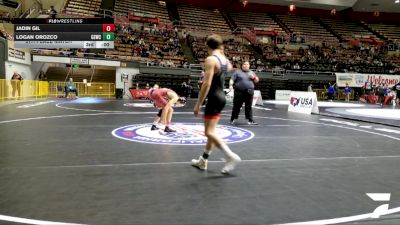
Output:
[{"xmin": 229, "ymin": 61, "xmax": 259, "ymax": 125}]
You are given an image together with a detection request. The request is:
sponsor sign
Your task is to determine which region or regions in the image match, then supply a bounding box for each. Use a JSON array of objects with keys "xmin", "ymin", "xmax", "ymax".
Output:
[
  {"xmin": 336, "ymin": 73, "xmax": 400, "ymax": 88},
  {"xmin": 70, "ymin": 58, "xmax": 89, "ymax": 65},
  {"xmin": 288, "ymin": 91, "xmax": 319, "ymax": 114}
]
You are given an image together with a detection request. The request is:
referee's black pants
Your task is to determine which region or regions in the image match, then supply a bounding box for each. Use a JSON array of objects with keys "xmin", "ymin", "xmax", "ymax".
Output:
[{"xmin": 230, "ymin": 89, "xmax": 254, "ymax": 122}]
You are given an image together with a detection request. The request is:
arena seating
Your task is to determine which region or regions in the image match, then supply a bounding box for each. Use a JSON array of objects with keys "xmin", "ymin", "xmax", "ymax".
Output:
[
  {"xmin": 177, "ymin": 5, "xmax": 230, "ymax": 33},
  {"xmin": 368, "ymin": 23, "xmax": 400, "ymax": 41},
  {"xmin": 319, "ymin": 18, "xmax": 374, "ymax": 41},
  {"xmin": 277, "ymin": 15, "xmax": 339, "ymax": 45},
  {"xmin": 27, "ymin": 1, "xmax": 399, "ymax": 76},
  {"xmin": 65, "ymin": 0, "xmax": 102, "ymax": 17},
  {"xmin": 133, "ymin": 74, "xmax": 190, "ymax": 95},
  {"xmin": 256, "ymin": 40, "xmax": 399, "ymax": 74},
  {"xmin": 105, "ymin": 26, "xmax": 185, "ymax": 66},
  {"xmin": 114, "ymin": 0, "xmax": 170, "ymax": 23},
  {"xmin": 230, "ymin": 12, "xmax": 285, "ymax": 36},
  {"xmin": 186, "ymin": 35, "xmax": 256, "ymax": 67},
  {"xmin": 0, "ymin": 10, "xmax": 9, "ymax": 18}
]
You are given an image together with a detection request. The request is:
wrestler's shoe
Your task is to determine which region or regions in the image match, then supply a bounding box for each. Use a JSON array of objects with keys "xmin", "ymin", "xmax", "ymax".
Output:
[
  {"xmin": 164, "ymin": 126, "xmax": 176, "ymax": 133},
  {"xmin": 191, "ymin": 156, "xmax": 208, "ymax": 170},
  {"xmin": 221, "ymin": 153, "xmax": 241, "ymax": 174}
]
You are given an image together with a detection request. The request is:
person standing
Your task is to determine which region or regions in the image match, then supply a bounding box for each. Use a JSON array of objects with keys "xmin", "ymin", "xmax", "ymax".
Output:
[
  {"xmin": 11, "ymin": 71, "xmax": 23, "ymax": 98},
  {"xmin": 393, "ymin": 81, "xmax": 400, "ymax": 105},
  {"xmin": 344, "ymin": 83, "xmax": 351, "ymax": 102},
  {"xmin": 363, "ymin": 81, "xmax": 372, "ymax": 103},
  {"xmin": 377, "ymin": 83, "xmax": 385, "ymax": 105},
  {"xmin": 229, "ymin": 61, "xmax": 259, "ymax": 125},
  {"xmin": 65, "ymin": 78, "xmax": 78, "ymax": 98},
  {"xmin": 327, "ymin": 82, "xmax": 335, "ymax": 102},
  {"xmin": 38, "ymin": 71, "xmax": 47, "ymax": 81},
  {"xmin": 49, "ymin": 6, "xmax": 57, "ymax": 19},
  {"xmin": 307, "ymin": 84, "xmax": 313, "ymax": 92},
  {"xmin": 192, "ymin": 34, "xmax": 241, "ymax": 174}
]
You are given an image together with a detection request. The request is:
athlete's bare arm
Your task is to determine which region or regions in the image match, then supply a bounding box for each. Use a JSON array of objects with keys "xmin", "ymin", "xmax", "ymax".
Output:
[{"xmin": 194, "ymin": 56, "xmax": 216, "ymax": 116}]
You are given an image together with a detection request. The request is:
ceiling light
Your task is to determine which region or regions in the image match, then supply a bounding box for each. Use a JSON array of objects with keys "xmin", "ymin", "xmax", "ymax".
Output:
[{"xmin": 395, "ymin": 0, "xmax": 399, "ymax": 4}]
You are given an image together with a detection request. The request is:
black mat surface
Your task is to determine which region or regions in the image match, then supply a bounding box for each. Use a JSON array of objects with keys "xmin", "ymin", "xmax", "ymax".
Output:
[{"xmin": 1, "ymin": 98, "xmax": 400, "ymax": 225}]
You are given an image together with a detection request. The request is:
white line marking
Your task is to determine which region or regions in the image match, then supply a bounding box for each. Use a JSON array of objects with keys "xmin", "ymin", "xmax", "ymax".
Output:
[
  {"xmin": 360, "ymin": 126, "xmax": 373, "ymax": 129},
  {"xmin": 56, "ymin": 103, "xmax": 127, "ymax": 113},
  {"xmin": 366, "ymin": 193, "xmax": 391, "ymax": 201},
  {"xmin": 5, "ymin": 155, "xmax": 400, "ymax": 170},
  {"xmin": 0, "ymin": 112, "xmax": 196, "ymax": 124},
  {"xmin": 239, "ymin": 124, "xmax": 324, "ymax": 127},
  {"xmin": 17, "ymin": 101, "xmax": 55, "ymax": 108},
  {"xmin": 374, "ymin": 128, "xmax": 400, "ymax": 135},
  {"xmin": 319, "ymin": 118, "xmax": 359, "ymax": 127},
  {"xmin": 0, "ymin": 215, "xmax": 85, "ymax": 225},
  {"xmin": 247, "ymin": 115, "xmax": 400, "ymax": 141},
  {"xmin": 0, "ymin": 113, "xmax": 125, "ymax": 124},
  {"xmin": 252, "ymin": 106, "xmax": 272, "ymax": 111},
  {"xmin": 275, "ymin": 206, "xmax": 400, "ymax": 225},
  {"xmin": 56, "ymin": 102, "xmax": 229, "ymax": 114}
]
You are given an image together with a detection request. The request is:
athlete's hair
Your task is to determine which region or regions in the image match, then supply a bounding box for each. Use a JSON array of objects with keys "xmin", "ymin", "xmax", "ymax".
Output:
[{"xmin": 206, "ymin": 34, "xmax": 223, "ymax": 50}]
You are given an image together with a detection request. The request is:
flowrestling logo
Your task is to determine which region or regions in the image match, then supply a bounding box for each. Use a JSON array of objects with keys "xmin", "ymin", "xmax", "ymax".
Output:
[
  {"xmin": 290, "ymin": 97, "xmax": 313, "ymax": 108},
  {"xmin": 112, "ymin": 123, "xmax": 254, "ymax": 145}
]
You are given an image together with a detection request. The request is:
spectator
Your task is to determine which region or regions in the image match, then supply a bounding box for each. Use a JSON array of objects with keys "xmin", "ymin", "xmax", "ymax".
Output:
[
  {"xmin": 186, "ymin": 81, "xmax": 192, "ymax": 99},
  {"xmin": 344, "ymin": 83, "xmax": 351, "ymax": 102},
  {"xmin": 49, "ymin": 6, "xmax": 57, "ymax": 19},
  {"xmin": 11, "ymin": 71, "xmax": 23, "ymax": 98},
  {"xmin": 377, "ymin": 83, "xmax": 385, "ymax": 104},
  {"xmin": 38, "ymin": 71, "xmax": 47, "ymax": 81},
  {"xmin": 308, "ymin": 84, "xmax": 313, "ymax": 92},
  {"xmin": 393, "ymin": 81, "xmax": 400, "ymax": 105}
]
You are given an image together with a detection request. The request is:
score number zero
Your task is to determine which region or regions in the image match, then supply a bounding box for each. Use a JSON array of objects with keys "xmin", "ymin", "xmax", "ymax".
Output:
[{"xmin": 91, "ymin": 24, "xmax": 115, "ymax": 41}]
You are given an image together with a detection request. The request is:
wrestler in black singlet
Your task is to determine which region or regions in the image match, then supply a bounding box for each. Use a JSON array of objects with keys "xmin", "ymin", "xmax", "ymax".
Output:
[{"xmin": 204, "ymin": 55, "xmax": 228, "ymax": 117}]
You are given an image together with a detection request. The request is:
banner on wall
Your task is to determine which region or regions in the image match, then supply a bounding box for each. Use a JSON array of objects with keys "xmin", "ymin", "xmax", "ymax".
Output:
[
  {"xmin": 8, "ymin": 48, "xmax": 25, "ymax": 60},
  {"xmin": 128, "ymin": 12, "xmax": 159, "ymax": 24},
  {"xmin": 71, "ymin": 58, "xmax": 89, "ymax": 65},
  {"xmin": 336, "ymin": 73, "xmax": 400, "ymax": 88},
  {"xmin": 254, "ymin": 27, "xmax": 278, "ymax": 36}
]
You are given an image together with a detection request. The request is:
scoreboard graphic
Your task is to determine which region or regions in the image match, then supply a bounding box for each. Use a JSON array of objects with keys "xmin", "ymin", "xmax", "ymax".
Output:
[{"xmin": 13, "ymin": 18, "xmax": 115, "ymax": 49}]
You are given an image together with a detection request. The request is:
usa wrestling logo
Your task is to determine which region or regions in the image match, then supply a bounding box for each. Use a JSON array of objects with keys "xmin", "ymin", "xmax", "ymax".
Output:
[
  {"xmin": 290, "ymin": 97, "xmax": 313, "ymax": 107},
  {"xmin": 112, "ymin": 123, "xmax": 254, "ymax": 145}
]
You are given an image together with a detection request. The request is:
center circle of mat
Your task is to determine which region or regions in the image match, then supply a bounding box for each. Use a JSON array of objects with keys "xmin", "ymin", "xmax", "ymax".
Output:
[{"xmin": 112, "ymin": 123, "xmax": 254, "ymax": 145}]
